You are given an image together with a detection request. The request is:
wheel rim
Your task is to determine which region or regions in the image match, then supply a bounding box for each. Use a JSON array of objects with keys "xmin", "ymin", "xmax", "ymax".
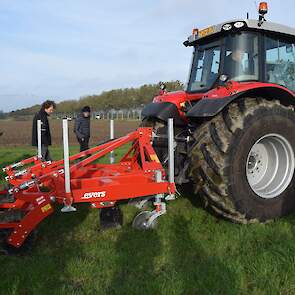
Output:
[
  {"xmin": 132, "ymin": 211, "xmax": 156, "ymax": 230},
  {"xmin": 246, "ymin": 133, "xmax": 295, "ymax": 199}
]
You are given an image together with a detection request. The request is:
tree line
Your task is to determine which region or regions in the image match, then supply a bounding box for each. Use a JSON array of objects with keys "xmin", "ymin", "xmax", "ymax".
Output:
[{"xmin": 8, "ymin": 80, "xmax": 184, "ymax": 118}]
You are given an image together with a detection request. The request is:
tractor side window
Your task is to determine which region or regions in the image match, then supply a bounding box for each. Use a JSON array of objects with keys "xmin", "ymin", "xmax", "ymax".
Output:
[
  {"xmin": 189, "ymin": 46, "xmax": 221, "ymax": 92},
  {"xmin": 265, "ymin": 37, "xmax": 295, "ymax": 90}
]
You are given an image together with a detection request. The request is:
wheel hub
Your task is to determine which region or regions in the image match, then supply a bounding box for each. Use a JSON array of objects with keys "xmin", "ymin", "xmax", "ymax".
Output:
[
  {"xmin": 247, "ymin": 153, "xmax": 259, "ymax": 171},
  {"xmin": 246, "ymin": 133, "xmax": 295, "ymax": 199}
]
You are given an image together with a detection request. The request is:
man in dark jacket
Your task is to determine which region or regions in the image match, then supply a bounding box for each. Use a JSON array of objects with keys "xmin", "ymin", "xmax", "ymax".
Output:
[
  {"xmin": 74, "ymin": 106, "xmax": 91, "ymax": 152},
  {"xmin": 32, "ymin": 100, "xmax": 56, "ymax": 161}
]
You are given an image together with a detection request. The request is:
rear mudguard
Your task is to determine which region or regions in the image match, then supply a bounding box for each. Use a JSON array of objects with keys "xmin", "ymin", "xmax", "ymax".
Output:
[
  {"xmin": 187, "ymin": 86, "xmax": 295, "ymax": 118},
  {"xmin": 142, "ymin": 102, "xmax": 186, "ymax": 126},
  {"xmin": 186, "ymin": 94, "xmax": 240, "ymax": 118}
]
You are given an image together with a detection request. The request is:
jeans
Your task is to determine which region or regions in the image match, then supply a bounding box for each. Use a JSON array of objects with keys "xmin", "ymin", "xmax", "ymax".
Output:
[
  {"xmin": 77, "ymin": 137, "xmax": 90, "ymax": 152},
  {"xmin": 41, "ymin": 145, "xmax": 52, "ymax": 162}
]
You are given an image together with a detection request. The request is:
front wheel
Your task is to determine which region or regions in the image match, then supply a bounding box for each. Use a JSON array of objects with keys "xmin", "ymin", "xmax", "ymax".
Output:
[{"xmin": 190, "ymin": 97, "xmax": 295, "ymax": 223}]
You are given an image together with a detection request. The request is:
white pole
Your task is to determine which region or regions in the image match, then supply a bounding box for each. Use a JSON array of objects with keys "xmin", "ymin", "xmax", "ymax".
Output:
[
  {"xmin": 37, "ymin": 119, "xmax": 42, "ymax": 159},
  {"xmin": 63, "ymin": 119, "xmax": 71, "ymax": 194},
  {"xmin": 110, "ymin": 119, "xmax": 115, "ymax": 164},
  {"xmin": 168, "ymin": 118, "xmax": 174, "ymax": 184}
]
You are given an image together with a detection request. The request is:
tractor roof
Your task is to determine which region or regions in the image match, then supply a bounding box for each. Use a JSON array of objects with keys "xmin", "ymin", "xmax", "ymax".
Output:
[{"xmin": 185, "ymin": 19, "xmax": 295, "ymax": 46}]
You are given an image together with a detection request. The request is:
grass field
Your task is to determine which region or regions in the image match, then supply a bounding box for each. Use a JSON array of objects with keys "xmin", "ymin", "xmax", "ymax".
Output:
[{"xmin": 1, "ymin": 146, "xmax": 295, "ymax": 295}]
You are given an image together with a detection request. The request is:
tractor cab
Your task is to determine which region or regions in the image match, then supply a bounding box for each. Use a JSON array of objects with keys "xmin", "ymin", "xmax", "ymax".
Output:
[
  {"xmin": 144, "ymin": 2, "xmax": 295, "ymax": 127},
  {"xmin": 184, "ymin": 6, "xmax": 295, "ymax": 94},
  {"xmin": 186, "ymin": 29, "xmax": 259, "ymax": 92}
]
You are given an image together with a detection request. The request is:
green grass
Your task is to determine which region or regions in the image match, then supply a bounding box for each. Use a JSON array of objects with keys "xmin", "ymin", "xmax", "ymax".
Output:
[{"xmin": 1, "ymin": 147, "xmax": 295, "ymax": 295}]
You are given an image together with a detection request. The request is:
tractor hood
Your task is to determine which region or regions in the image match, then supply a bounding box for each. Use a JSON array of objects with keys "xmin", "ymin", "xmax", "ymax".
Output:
[
  {"xmin": 142, "ymin": 91, "xmax": 190, "ymax": 126},
  {"xmin": 142, "ymin": 90, "xmax": 203, "ymax": 125},
  {"xmin": 153, "ymin": 91, "xmax": 187, "ymax": 107},
  {"xmin": 153, "ymin": 90, "xmax": 203, "ymax": 108}
]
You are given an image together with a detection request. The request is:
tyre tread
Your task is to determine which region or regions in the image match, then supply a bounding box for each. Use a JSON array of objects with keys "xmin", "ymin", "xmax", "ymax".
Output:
[{"xmin": 190, "ymin": 97, "xmax": 293, "ymax": 223}]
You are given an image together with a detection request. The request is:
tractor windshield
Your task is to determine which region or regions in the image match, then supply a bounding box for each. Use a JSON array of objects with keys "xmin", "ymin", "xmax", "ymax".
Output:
[
  {"xmin": 188, "ymin": 32, "xmax": 259, "ymax": 92},
  {"xmin": 223, "ymin": 32, "xmax": 259, "ymax": 82}
]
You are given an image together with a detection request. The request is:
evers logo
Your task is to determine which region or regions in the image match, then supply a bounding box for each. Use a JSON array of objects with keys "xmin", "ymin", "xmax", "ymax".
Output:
[{"xmin": 82, "ymin": 191, "xmax": 106, "ymax": 199}]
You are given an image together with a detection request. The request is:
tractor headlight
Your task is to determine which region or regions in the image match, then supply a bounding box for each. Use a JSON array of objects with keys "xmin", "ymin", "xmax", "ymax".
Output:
[
  {"xmin": 234, "ymin": 21, "xmax": 245, "ymax": 29},
  {"xmin": 222, "ymin": 23, "xmax": 232, "ymax": 31},
  {"xmin": 219, "ymin": 74, "xmax": 229, "ymax": 82}
]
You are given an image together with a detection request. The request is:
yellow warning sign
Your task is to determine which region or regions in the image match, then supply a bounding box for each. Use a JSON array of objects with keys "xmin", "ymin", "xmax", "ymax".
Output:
[
  {"xmin": 199, "ymin": 26, "xmax": 215, "ymax": 38},
  {"xmin": 150, "ymin": 154, "xmax": 160, "ymax": 163},
  {"xmin": 41, "ymin": 204, "xmax": 52, "ymax": 213}
]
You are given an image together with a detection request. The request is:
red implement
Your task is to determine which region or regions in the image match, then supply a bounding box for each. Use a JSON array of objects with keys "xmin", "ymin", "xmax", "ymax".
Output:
[{"xmin": 0, "ymin": 127, "xmax": 175, "ymax": 250}]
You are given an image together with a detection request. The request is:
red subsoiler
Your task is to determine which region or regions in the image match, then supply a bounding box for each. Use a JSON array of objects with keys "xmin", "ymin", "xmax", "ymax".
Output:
[{"xmin": 0, "ymin": 119, "xmax": 176, "ymax": 253}]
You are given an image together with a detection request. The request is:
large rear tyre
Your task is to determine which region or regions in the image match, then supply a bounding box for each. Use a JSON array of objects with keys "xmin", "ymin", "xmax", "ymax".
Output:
[{"xmin": 190, "ymin": 98, "xmax": 295, "ymax": 223}]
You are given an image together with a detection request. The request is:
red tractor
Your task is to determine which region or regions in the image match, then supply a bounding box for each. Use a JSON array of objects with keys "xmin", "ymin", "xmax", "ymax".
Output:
[
  {"xmin": 142, "ymin": 2, "xmax": 295, "ymax": 223},
  {"xmin": 1, "ymin": 2, "xmax": 295, "ymax": 253}
]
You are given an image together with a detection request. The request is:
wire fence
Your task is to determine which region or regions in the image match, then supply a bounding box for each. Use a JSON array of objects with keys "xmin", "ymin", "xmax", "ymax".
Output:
[{"xmin": 54, "ymin": 108, "xmax": 143, "ymax": 121}]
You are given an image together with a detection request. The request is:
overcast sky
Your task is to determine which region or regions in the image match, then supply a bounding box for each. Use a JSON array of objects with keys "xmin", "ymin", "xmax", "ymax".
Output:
[{"xmin": 0, "ymin": 0, "xmax": 294, "ymax": 111}]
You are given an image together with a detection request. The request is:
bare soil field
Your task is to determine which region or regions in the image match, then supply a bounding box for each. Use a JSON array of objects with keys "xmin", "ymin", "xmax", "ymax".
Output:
[{"xmin": 0, "ymin": 119, "xmax": 140, "ymax": 146}]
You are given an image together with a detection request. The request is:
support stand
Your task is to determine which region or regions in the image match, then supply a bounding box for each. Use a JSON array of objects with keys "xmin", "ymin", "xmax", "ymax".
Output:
[{"xmin": 61, "ymin": 119, "xmax": 76, "ymax": 212}]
